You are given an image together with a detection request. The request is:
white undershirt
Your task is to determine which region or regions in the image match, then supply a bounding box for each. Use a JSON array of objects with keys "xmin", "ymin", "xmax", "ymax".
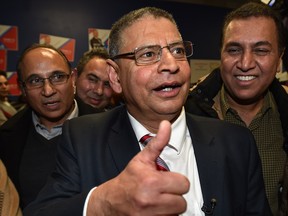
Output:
[{"xmin": 83, "ymin": 107, "xmax": 204, "ymax": 216}]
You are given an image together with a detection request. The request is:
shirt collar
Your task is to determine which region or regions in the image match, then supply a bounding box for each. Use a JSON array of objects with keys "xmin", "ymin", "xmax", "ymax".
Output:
[
  {"xmin": 219, "ymin": 85, "xmax": 273, "ymax": 118},
  {"xmin": 128, "ymin": 107, "xmax": 187, "ymax": 153},
  {"xmin": 32, "ymin": 99, "xmax": 79, "ymax": 139}
]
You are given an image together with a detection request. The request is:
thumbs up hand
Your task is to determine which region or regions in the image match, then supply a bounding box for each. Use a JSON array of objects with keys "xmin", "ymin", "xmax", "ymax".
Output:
[{"xmin": 87, "ymin": 120, "xmax": 190, "ymax": 216}]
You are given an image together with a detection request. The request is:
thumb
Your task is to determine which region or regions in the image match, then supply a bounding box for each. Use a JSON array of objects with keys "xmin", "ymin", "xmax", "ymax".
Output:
[{"xmin": 140, "ymin": 120, "xmax": 171, "ymax": 168}]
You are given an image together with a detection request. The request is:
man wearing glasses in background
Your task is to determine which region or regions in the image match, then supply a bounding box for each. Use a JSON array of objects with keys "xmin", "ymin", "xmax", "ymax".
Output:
[
  {"xmin": 25, "ymin": 7, "xmax": 270, "ymax": 216},
  {"xmin": 0, "ymin": 44, "xmax": 94, "ymax": 209}
]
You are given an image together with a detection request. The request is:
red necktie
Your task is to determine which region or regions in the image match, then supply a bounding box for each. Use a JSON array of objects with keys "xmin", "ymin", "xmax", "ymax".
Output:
[{"xmin": 139, "ymin": 134, "xmax": 170, "ymax": 171}]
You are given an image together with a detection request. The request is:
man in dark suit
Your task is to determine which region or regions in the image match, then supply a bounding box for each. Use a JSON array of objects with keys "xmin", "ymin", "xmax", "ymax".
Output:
[
  {"xmin": 24, "ymin": 7, "xmax": 271, "ymax": 216},
  {"xmin": 0, "ymin": 44, "xmax": 100, "ymax": 209}
]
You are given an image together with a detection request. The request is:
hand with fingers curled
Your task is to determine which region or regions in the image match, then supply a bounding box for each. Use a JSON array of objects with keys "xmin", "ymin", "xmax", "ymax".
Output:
[{"xmin": 87, "ymin": 121, "xmax": 190, "ymax": 216}]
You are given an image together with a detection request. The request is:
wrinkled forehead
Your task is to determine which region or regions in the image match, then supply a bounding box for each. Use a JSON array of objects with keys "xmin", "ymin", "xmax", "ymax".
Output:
[
  {"xmin": 222, "ymin": 16, "xmax": 278, "ymax": 42},
  {"xmin": 119, "ymin": 16, "xmax": 180, "ymax": 50}
]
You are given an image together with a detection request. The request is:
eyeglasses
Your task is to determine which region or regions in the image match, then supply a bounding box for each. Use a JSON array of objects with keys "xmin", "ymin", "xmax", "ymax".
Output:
[
  {"xmin": 111, "ymin": 41, "xmax": 193, "ymax": 65},
  {"xmin": 21, "ymin": 72, "xmax": 71, "ymax": 90}
]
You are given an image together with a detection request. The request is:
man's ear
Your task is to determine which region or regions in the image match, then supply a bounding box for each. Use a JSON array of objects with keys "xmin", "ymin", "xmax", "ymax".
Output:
[
  {"xmin": 17, "ymin": 80, "xmax": 27, "ymax": 97},
  {"xmin": 107, "ymin": 59, "xmax": 122, "ymax": 94},
  {"xmin": 277, "ymin": 49, "xmax": 285, "ymax": 72},
  {"xmin": 71, "ymin": 69, "xmax": 77, "ymax": 94}
]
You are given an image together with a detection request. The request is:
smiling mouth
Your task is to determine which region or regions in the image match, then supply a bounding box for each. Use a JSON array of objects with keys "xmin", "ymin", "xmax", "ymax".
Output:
[
  {"xmin": 236, "ymin": 75, "xmax": 256, "ymax": 81},
  {"xmin": 89, "ymin": 96, "xmax": 102, "ymax": 101},
  {"xmin": 44, "ymin": 101, "xmax": 59, "ymax": 106},
  {"xmin": 154, "ymin": 83, "xmax": 181, "ymax": 91}
]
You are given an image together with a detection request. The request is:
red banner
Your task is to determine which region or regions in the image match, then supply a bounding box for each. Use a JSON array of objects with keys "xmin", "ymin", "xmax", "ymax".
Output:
[
  {"xmin": 7, "ymin": 72, "xmax": 21, "ymax": 96},
  {"xmin": 0, "ymin": 49, "xmax": 7, "ymax": 70},
  {"xmin": 0, "ymin": 25, "xmax": 18, "ymax": 51},
  {"xmin": 39, "ymin": 34, "xmax": 75, "ymax": 62}
]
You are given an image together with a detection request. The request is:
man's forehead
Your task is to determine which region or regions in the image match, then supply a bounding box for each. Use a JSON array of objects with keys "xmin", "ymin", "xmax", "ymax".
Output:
[
  {"xmin": 25, "ymin": 47, "xmax": 59, "ymax": 59},
  {"xmin": 120, "ymin": 16, "xmax": 178, "ymax": 46},
  {"xmin": 226, "ymin": 16, "xmax": 276, "ymax": 30},
  {"xmin": 0, "ymin": 75, "xmax": 8, "ymax": 82}
]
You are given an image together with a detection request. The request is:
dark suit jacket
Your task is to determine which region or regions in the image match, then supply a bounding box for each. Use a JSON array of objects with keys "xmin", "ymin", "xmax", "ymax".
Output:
[
  {"xmin": 0, "ymin": 99, "xmax": 100, "ymax": 208},
  {"xmin": 24, "ymin": 105, "xmax": 271, "ymax": 216}
]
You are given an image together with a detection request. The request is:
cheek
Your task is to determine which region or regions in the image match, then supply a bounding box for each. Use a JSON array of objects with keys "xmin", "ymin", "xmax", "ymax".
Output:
[
  {"xmin": 120, "ymin": 77, "xmax": 142, "ymax": 101},
  {"xmin": 77, "ymin": 79, "xmax": 91, "ymax": 91},
  {"xmin": 63, "ymin": 86, "xmax": 75, "ymax": 102},
  {"xmin": 221, "ymin": 56, "xmax": 235, "ymax": 69},
  {"xmin": 25, "ymin": 92, "xmax": 40, "ymax": 106},
  {"xmin": 220, "ymin": 58, "xmax": 234, "ymax": 76},
  {"xmin": 183, "ymin": 66, "xmax": 191, "ymax": 80},
  {"xmin": 261, "ymin": 68, "xmax": 276, "ymax": 83},
  {"xmin": 260, "ymin": 58, "xmax": 279, "ymax": 73},
  {"xmin": 119, "ymin": 64, "xmax": 153, "ymax": 95}
]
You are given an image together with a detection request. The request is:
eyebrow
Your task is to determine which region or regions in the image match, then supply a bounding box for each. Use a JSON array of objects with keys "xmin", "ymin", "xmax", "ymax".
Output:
[
  {"xmin": 87, "ymin": 73, "xmax": 100, "ymax": 79},
  {"xmin": 224, "ymin": 42, "xmax": 241, "ymax": 47},
  {"xmin": 225, "ymin": 41, "xmax": 272, "ymax": 47},
  {"xmin": 254, "ymin": 41, "xmax": 272, "ymax": 47},
  {"xmin": 25, "ymin": 71, "xmax": 68, "ymax": 79}
]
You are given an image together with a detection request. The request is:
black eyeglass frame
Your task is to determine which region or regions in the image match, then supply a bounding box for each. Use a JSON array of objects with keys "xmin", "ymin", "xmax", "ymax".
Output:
[{"xmin": 20, "ymin": 73, "xmax": 71, "ymax": 90}]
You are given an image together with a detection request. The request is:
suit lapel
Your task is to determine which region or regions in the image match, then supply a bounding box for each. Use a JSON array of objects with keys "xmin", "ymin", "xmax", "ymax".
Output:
[
  {"xmin": 108, "ymin": 107, "xmax": 141, "ymax": 172},
  {"xmin": 186, "ymin": 113, "xmax": 219, "ymax": 206}
]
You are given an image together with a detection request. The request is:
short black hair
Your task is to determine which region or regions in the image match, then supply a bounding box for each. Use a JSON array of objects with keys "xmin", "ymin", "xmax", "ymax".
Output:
[
  {"xmin": 109, "ymin": 7, "xmax": 178, "ymax": 58},
  {"xmin": 221, "ymin": 1, "xmax": 286, "ymax": 55},
  {"xmin": 76, "ymin": 46, "xmax": 109, "ymax": 76},
  {"xmin": 0, "ymin": 70, "xmax": 7, "ymax": 78}
]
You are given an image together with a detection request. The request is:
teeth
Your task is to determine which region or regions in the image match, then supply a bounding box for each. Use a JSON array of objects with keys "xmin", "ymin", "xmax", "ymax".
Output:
[
  {"xmin": 236, "ymin": 76, "xmax": 255, "ymax": 81},
  {"xmin": 46, "ymin": 102, "xmax": 57, "ymax": 106},
  {"xmin": 162, "ymin": 87, "xmax": 173, "ymax": 92}
]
